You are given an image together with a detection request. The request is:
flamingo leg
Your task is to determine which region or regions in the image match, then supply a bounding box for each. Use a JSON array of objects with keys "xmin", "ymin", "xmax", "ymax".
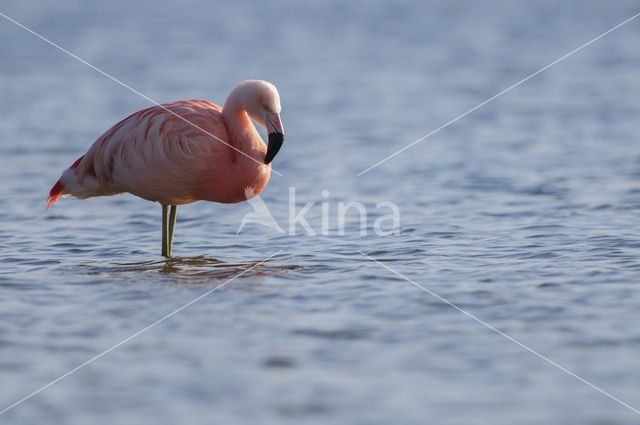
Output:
[
  {"xmin": 168, "ymin": 205, "xmax": 177, "ymax": 257},
  {"xmin": 162, "ymin": 204, "xmax": 178, "ymax": 258},
  {"xmin": 162, "ymin": 204, "xmax": 169, "ymax": 257}
]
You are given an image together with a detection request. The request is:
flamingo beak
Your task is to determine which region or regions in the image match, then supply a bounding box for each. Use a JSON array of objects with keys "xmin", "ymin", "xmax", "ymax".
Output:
[{"xmin": 265, "ymin": 113, "xmax": 284, "ymax": 164}]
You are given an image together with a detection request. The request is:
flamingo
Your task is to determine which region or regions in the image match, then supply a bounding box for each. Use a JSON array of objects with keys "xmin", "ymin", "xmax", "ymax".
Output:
[{"xmin": 47, "ymin": 80, "xmax": 285, "ymax": 257}]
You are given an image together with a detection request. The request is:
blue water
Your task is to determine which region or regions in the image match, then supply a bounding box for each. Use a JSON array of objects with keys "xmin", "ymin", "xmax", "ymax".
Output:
[{"xmin": 1, "ymin": 1, "xmax": 640, "ymax": 424}]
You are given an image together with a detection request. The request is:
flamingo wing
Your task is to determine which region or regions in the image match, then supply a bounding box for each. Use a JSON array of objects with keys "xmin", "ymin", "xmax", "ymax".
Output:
[{"xmin": 48, "ymin": 100, "xmax": 233, "ymax": 208}]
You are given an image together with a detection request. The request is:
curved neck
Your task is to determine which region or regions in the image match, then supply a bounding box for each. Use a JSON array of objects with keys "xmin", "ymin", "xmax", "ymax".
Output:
[
  {"xmin": 195, "ymin": 83, "xmax": 272, "ymax": 203},
  {"xmin": 222, "ymin": 87, "xmax": 266, "ymax": 165}
]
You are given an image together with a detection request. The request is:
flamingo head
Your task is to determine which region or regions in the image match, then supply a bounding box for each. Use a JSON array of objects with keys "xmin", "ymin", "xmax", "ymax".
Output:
[{"xmin": 243, "ymin": 80, "xmax": 285, "ymax": 164}]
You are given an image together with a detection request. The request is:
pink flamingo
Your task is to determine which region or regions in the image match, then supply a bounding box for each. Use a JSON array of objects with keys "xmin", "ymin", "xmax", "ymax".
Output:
[{"xmin": 47, "ymin": 80, "xmax": 284, "ymax": 257}]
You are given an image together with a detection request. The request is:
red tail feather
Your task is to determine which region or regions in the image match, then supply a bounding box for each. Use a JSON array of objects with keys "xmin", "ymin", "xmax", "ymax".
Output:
[
  {"xmin": 46, "ymin": 180, "xmax": 64, "ymax": 211},
  {"xmin": 47, "ymin": 155, "xmax": 84, "ymax": 211}
]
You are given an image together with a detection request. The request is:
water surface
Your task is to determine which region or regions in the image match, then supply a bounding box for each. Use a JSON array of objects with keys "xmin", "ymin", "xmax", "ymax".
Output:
[{"xmin": 1, "ymin": 1, "xmax": 640, "ymax": 424}]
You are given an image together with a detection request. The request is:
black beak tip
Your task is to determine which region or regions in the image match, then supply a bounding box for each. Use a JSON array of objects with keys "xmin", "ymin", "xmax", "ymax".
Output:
[{"xmin": 265, "ymin": 132, "xmax": 284, "ymax": 164}]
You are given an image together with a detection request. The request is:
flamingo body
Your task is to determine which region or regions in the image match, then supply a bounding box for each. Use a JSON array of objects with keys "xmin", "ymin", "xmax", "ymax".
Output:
[{"xmin": 47, "ymin": 80, "xmax": 285, "ymax": 256}]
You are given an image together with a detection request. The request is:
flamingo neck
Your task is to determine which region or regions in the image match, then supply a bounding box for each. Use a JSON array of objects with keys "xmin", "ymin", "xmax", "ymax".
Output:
[
  {"xmin": 222, "ymin": 89, "xmax": 266, "ymax": 164},
  {"xmin": 217, "ymin": 88, "xmax": 271, "ymax": 202}
]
